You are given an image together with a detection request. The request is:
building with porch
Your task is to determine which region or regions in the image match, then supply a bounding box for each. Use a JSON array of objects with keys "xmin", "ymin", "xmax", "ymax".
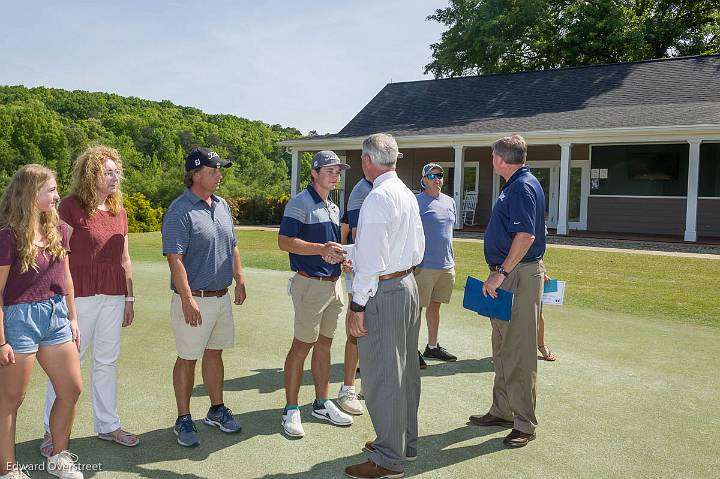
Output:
[{"xmin": 280, "ymin": 55, "xmax": 720, "ymax": 241}]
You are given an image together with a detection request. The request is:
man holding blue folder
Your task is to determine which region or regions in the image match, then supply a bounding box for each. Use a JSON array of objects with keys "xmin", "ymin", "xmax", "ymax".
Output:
[{"xmin": 471, "ymin": 134, "xmax": 546, "ymax": 448}]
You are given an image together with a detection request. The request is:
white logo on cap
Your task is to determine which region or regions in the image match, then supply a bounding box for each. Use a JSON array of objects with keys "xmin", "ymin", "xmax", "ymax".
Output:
[
  {"xmin": 195, "ymin": 159, "xmax": 201, "ymax": 166},
  {"xmin": 208, "ymin": 152, "xmax": 219, "ymax": 160}
]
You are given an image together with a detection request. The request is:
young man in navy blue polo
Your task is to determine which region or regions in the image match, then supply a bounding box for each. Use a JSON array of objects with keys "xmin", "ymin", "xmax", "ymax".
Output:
[{"xmin": 277, "ymin": 151, "xmax": 354, "ymax": 438}]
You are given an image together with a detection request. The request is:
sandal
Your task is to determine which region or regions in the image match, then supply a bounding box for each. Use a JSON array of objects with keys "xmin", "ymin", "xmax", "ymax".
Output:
[
  {"xmin": 98, "ymin": 428, "xmax": 140, "ymax": 447},
  {"xmin": 40, "ymin": 431, "xmax": 53, "ymax": 458},
  {"xmin": 538, "ymin": 345, "xmax": 557, "ymax": 361}
]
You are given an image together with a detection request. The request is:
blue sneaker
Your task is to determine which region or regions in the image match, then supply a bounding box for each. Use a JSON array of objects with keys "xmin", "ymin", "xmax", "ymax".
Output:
[
  {"xmin": 203, "ymin": 406, "xmax": 242, "ymax": 433},
  {"xmin": 174, "ymin": 416, "xmax": 200, "ymax": 447}
]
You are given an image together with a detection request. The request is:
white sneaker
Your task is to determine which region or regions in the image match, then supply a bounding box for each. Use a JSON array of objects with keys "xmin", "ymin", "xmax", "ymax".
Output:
[
  {"xmin": 337, "ymin": 385, "xmax": 364, "ymax": 415},
  {"xmin": 281, "ymin": 408, "xmax": 305, "ymax": 438},
  {"xmin": 0, "ymin": 467, "xmax": 31, "ymax": 479},
  {"xmin": 312, "ymin": 400, "xmax": 353, "ymax": 426},
  {"xmin": 47, "ymin": 451, "xmax": 84, "ymax": 479}
]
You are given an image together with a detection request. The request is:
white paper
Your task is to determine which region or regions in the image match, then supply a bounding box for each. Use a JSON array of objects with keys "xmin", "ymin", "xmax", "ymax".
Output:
[
  {"xmin": 591, "ymin": 169, "xmax": 600, "ymax": 179},
  {"xmin": 599, "ymin": 168, "xmax": 608, "ymax": 179},
  {"xmin": 542, "ymin": 280, "xmax": 565, "ymax": 305}
]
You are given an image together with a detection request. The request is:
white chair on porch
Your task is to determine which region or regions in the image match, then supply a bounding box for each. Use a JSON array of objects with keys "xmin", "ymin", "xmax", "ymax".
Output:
[{"xmin": 461, "ymin": 191, "xmax": 478, "ymax": 226}]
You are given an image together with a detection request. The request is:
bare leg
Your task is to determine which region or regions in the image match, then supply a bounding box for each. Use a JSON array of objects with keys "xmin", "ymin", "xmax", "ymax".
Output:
[
  {"xmin": 343, "ymin": 294, "xmax": 359, "ymax": 387},
  {"xmin": 537, "ymin": 309, "xmax": 545, "ymax": 347},
  {"xmin": 37, "ymin": 342, "xmax": 82, "ymax": 455},
  {"xmin": 311, "ymin": 335, "xmax": 333, "ymax": 399},
  {"xmin": 173, "ymin": 358, "xmax": 197, "ymax": 416},
  {"xmin": 283, "ymin": 338, "xmax": 313, "ymax": 405},
  {"xmin": 202, "ymin": 349, "xmax": 224, "ymax": 406},
  {"xmin": 426, "ymin": 301, "xmax": 442, "ymax": 346},
  {"xmin": 343, "ymin": 334, "xmax": 358, "ymax": 386},
  {"xmin": 0, "ymin": 353, "xmax": 35, "ymax": 474}
]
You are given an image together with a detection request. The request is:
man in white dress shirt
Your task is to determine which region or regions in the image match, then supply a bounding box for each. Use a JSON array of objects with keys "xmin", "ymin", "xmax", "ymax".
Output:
[{"xmin": 345, "ymin": 133, "xmax": 425, "ymax": 479}]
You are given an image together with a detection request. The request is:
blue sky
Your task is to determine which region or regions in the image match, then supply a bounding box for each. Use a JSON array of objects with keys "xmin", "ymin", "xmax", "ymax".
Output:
[{"xmin": 2, "ymin": 1, "xmax": 448, "ymax": 134}]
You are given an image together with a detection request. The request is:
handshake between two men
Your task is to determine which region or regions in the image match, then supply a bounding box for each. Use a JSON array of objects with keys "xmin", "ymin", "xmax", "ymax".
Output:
[{"xmin": 321, "ymin": 241, "xmax": 353, "ymax": 273}]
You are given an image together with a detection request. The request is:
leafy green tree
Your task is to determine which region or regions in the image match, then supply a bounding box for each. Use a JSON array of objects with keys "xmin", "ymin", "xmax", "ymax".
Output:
[
  {"xmin": 426, "ymin": 0, "xmax": 720, "ymax": 77},
  {"xmin": 0, "ymin": 85, "xmax": 305, "ymax": 210}
]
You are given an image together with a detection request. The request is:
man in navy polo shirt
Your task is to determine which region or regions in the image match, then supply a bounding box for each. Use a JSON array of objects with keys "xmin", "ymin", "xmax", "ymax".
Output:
[
  {"xmin": 278, "ymin": 150, "xmax": 354, "ymax": 438},
  {"xmin": 470, "ymin": 134, "xmax": 546, "ymax": 448}
]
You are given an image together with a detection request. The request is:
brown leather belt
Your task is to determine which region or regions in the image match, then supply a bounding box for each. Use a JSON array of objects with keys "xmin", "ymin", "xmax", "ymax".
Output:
[
  {"xmin": 191, "ymin": 288, "xmax": 228, "ymax": 298},
  {"xmin": 379, "ymin": 268, "xmax": 413, "ymax": 281},
  {"xmin": 297, "ymin": 271, "xmax": 339, "ymax": 282}
]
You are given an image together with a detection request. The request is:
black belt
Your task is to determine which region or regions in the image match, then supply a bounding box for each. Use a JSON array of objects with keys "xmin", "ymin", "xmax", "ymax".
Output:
[{"xmin": 488, "ymin": 258, "xmax": 541, "ymax": 271}]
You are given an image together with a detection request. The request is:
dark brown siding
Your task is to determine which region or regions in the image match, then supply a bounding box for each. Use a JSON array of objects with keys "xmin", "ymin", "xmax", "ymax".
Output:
[
  {"xmin": 698, "ymin": 199, "xmax": 720, "ymax": 237},
  {"xmin": 465, "ymin": 147, "xmax": 493, "ymax": 225},
  {"xmin": 588, "ymin": 197, "xmax": 686, "ymax": 235}
]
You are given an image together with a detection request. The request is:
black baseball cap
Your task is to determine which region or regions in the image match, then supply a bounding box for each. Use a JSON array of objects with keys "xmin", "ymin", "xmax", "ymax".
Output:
[{"xmin": 185, "ymin": 147, "xmax": 232, "ymax": 171}]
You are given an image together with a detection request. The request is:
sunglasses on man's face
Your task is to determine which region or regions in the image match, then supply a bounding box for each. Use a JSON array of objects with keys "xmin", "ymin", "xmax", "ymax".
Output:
[{"xmin": 425, "ymin": 172, "xmax": 443, "ymax": 180}]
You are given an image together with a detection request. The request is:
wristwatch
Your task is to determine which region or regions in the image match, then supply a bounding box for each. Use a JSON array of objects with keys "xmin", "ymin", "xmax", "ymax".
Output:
[
  {"xmin": 125, "ymin": 296, "xmax": 136, "ymax": 303},
  {"xmin": 349, "ymin": 301, "xmax": 366, "ymax": 313},
  {"xmin": 495, "ymin": 266, "xmax": 509, "ymax": 277}
]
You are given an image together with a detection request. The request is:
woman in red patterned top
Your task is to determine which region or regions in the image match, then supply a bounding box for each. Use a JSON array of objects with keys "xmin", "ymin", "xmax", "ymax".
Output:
[
  {"xmin": 0, "ymin": 164, "xmax": 84, "ymax": 479},
  {"xmin": 42, "ymin": 146, "xmax": 139, "ymax": 452}
]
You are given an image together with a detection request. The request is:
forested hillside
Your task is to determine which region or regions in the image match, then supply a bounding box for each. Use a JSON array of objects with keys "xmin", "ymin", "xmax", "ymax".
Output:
[{"xmin": 0, "ymin": 85, "xmax": 303, "ymax": 210}]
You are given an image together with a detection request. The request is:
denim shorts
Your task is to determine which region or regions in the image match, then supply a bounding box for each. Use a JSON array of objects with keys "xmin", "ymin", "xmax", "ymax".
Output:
[{"xmin": 2, "ymin": 294, "xmax": 72, "ymax": 354}]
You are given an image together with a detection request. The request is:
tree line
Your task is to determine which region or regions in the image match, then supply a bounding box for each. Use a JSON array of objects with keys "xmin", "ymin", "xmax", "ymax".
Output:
[{"xmin": 0, "ymin": 85, "xmax": 305, "ymax": 210}]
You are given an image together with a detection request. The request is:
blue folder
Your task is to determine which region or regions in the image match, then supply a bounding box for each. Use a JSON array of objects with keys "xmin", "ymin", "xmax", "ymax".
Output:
[
  {"xmin": 463, "ymin": 276, "xmax": 513, "ymax": 321},
  {"xmin": 544, "ymin": 279, "xmax": 559, "ymax": 293}
]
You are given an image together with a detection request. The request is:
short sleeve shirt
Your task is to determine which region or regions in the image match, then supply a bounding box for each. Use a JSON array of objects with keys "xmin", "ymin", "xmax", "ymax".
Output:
[
  {"xmin": 345, "ymin": 178, "xmax": 373, "ymax": 244},
  {"xmin": 279, "ymin": 185, "xmax": 341, "ymax": 277},
  {"xmin": 162, "ymin": 189, "xmax": 237, "ymax": 292},
  {"xmin": 417, "ymin": 192, "xmax": 455, "ymax": 269},
  {"xmin": 58, "ymin": 196, "xmax": 129, "ymax": 297},
  {"xmin": 0, "ymin": 225, "xmax": 70, "ymax": 305},
  {"xmin": 484, "ymin": 167, "xmax": 546, "ymax": 265}
]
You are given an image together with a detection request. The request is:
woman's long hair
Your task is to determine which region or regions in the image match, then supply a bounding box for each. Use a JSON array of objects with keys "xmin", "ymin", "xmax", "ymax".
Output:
[
  {"xmin": 0, "ymin": 164, "xmax": 66, "ymax": 273},
  {"xmin": 71, "ymin": 145, "xmax": 124, "ymax": 216}
]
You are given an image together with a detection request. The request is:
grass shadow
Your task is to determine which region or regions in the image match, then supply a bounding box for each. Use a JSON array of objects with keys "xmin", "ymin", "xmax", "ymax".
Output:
[
  {"xmin": 15, "ymin": 408, "xmax": 281, "ymax": 479},
  {"xmin": 257, "ymin": 424, "xmax": 505, "ymax": 478},
  {"xmin": 192, "ymin": 358, "xmax": 493, "ymax": 397}
]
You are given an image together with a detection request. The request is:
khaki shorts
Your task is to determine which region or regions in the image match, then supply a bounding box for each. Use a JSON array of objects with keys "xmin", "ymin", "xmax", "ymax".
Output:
[
  {"xmin": 171, "ymin": 293, "xmax": 235, "ymax": 360},
  {"xmin": 290, "ymin": 273, "xmax": 344, "ymax": 343},
  {"xmin": 414, "ymin": 267, "xmax": 456, "ymax": 307}
]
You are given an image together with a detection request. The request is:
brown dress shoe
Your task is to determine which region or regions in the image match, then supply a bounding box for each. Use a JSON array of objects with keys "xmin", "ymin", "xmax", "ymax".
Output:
[
  {"xmin": 345, "ymin": 460, "xmax": 404, "ymax": 479},
  {"xmin": 364, "ymin": 441, "xmax": 417, "ymax": 461},
  {"xmin": 503, "ymin": 428, "xmax": 536, "ymax": 448},
  {"xmin": 469, "ymin": 413, "xmax": 513, "ymax": 428}
]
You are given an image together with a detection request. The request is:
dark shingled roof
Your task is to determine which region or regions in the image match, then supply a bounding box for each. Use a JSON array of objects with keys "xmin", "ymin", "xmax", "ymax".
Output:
[{"xmin": 331, "ymin": 55, "xmax": 720, "ymax": 139}]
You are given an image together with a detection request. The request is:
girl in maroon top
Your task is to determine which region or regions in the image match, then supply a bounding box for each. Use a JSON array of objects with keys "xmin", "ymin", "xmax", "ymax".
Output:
[
  {"xmin": 0, "ymin": 164, "xmax": 84, "ymax": 479},
  {"xmin": 42, "ymin": 146, "xmax": 139, "ymax": 452}
]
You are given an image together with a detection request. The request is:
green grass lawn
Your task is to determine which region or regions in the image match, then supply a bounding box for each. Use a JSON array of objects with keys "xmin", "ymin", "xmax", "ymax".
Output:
[
  {"xmin": 132, "ymin": 229, "xmax": 720, "ymax": 327},
  {"xmin": 14, "ymin": 263, "xmax": 720, "ymax": 478}
]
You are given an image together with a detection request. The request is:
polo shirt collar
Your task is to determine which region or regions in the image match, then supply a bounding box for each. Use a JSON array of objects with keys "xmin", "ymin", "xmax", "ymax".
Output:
[
  {"xmin": 504, "ymin": 166, "xmax": 530, "ymax": 189},
  {"xmin": 373, "ymin": 170, "xmax": 397, "ymax": 187},
  {"xmin": 183, "ymin": 188, "xmax": 219, "ymax": 205},
  {"xmin": 306, "ymin": 184, "xmax": 334, "ymax": 207}
]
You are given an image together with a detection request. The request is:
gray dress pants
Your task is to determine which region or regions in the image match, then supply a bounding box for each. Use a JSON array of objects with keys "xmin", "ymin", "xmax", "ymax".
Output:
[{"xmin": 357, "ymin": 272, "xmax": 421, "ymax": 472}]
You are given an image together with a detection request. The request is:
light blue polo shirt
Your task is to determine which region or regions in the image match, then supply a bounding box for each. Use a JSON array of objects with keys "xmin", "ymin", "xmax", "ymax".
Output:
[
  {"xmin": 279, "ymin": 185, "xmax": 341, "ymax": 277},
  {"xmin": 162, "ymin": 189, "xmax": 237, "ymax": 292},
  {"xmin": 417, "ymin": 191, "xmax": 456, "ymax": 269}
]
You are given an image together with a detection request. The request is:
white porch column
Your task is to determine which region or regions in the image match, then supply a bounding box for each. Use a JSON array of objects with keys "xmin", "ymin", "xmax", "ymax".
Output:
[
  {"xmin": 290, "ymin": 148, "xmax": 300, "ymax": 198},
  {"xmin": 556, "ymin": 143, "xmax": 572, "ymax": 235},
  {"xmin": 453, "ymin": 145, "xmax": 465, "ymax": 229},
  {"xmin": 684, "ymin": 139, "xmax": 701, "ymax": 242}
]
